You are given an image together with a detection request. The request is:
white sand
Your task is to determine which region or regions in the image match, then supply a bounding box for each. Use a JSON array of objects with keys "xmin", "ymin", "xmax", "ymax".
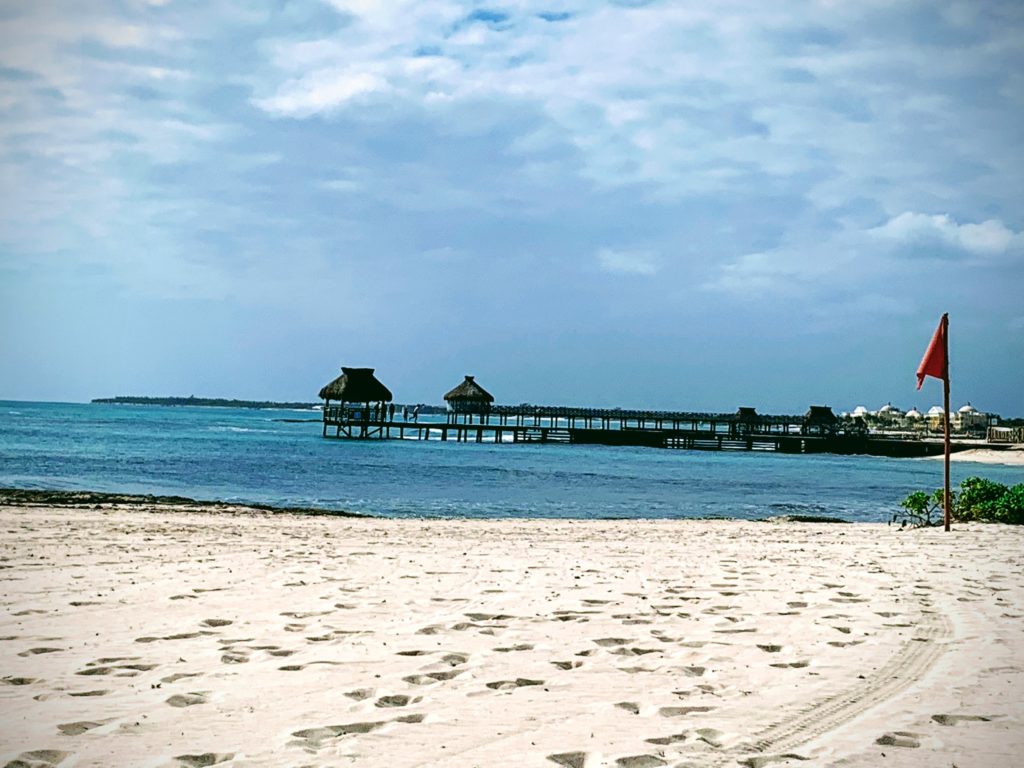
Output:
[
  {"xmin": 2, "ymin": 505, "xmax": 1022, "ymax": 768},
  {"xmin": 936, "ymin": 447, "xmax": 1024, "ymax": 466}
]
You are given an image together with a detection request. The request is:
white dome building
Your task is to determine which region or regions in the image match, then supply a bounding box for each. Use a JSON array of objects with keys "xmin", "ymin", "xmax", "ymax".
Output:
[
  {"xmin": 877, "ymin": 403, "xmax": 904, "ymax": 421},
  {"xmin": 851, "ymin": 405, "xmax": 869, "ymax": 418},
  {"xmin": 905, "ymin": 407, "xmax": 923, "ymax": 420},
  {"xmin": 956, "ymin": 402, "xmax": 987, "ymax": 431},
  {"xmin": 926, "ymin": 405, "xmax": 946, "ymax": 430}
]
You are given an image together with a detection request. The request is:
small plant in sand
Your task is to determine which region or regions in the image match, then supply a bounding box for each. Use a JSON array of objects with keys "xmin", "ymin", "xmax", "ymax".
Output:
[{"xmin": 896, "ymin": 477, "xmax": 1024, "ymax": 527}]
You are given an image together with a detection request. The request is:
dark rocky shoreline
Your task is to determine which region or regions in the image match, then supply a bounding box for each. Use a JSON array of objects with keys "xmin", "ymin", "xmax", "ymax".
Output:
[{"xmin": 0, "ymin": 488, "xmax": 367, "ymax": 518}]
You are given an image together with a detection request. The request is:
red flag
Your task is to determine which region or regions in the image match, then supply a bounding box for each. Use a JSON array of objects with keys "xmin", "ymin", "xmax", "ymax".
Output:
[{"xmin": 916, "ymin": 314, "xmax": 947, "ymax": 389}]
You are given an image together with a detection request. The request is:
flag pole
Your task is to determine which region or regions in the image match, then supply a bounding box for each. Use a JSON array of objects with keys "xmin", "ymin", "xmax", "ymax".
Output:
[{"xmin": 942, "ymin": 313, "xmax": 951, "ymax": 532}]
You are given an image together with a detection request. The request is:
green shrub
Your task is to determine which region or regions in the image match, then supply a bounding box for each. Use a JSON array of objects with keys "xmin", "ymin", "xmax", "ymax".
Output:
[
  {"xmin": 897, "ymin": 477, "xmax": 1024, "ymax": 526},
  {"xmin": 897, "ymin": 489, "xmax": 945, "ymax": 527},
  {"xmin": 956, "ymin": 477, "xmax": 1008, "ymax": 521},
  {"xmin": 983, "ymin": 484, "xmax": 1024, "ymax": 525}
]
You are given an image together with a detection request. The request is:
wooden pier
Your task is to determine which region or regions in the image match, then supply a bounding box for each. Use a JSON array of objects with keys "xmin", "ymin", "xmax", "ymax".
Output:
[{"xmin": 321, "ymin": 405, "xmax": 953, "ymax": 458}]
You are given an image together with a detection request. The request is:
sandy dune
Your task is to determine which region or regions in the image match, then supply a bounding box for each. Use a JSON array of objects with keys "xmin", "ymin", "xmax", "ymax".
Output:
[{"xmin": 1, "ymin": 505, "xmax": 1022, "ymax": 768}]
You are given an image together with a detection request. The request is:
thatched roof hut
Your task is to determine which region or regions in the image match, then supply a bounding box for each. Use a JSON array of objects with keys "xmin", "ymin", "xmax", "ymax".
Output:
[
  {"xmin": 804, "ymin": 405, "xmax": 837, "ymax": 424},
  {"xmin": 319, "ymin": 367, "xmax": 393, "ymax": 404},
  {"xmin": 444, "ymin": 375, "xmax": 494, "ymax": 413},
  {"xmin": 735, "ymin": 407, "xmax": 761, "ymax": 423},
  {"xmin": 802, "ymin": 405, "xmax": 838, "ymax": 435},
  {"xmin": 732, "ymin": 406, "xmax": 762, "ymax": 435}
]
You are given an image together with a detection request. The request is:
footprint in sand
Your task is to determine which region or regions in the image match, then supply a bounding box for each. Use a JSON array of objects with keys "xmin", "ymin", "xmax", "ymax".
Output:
[
  {"xmin": 875, "ymin": 731, "xmax": 921, "ymax": 748},
  {"xmin": 68, "ymin": 690, "xmax": 109, "ymax": 697},
  {"xmin": 592, "ymin": 638, "xmax": 631, "ymax": 647},
  {"xmin": 17, "ymin": 647, "xmax": 63, "ymax": 657},
  {"xmin": 550, "ymin": 661, "xmax": 583, "ymax": 670},
  {"xmin": 291, "ymin": 721, "xmax": 386, "ymax": 748},
  {"xmin": 161, "ymin": 673, "xmax": 201, "ymax": 684},
  {"xmin": 202, "ymin": 618, "xmax": 233, "ymax": 628},
  {"xmin": 220, "ymin": 652, "xmax": 248, "ymax": 664},
  {"xmin": 375, "ymin": 694, "xmax": 419, "ymax": 708},
  {"xmin": 58, "ymin": 720, "xmax": 109, "ymax": 736},
  {"xmin": 615, "ymin": 701, "xmax": 640, "ymax": 714},
  {"xmin": 609, "ymin": 647, "xmax": 660, "ymax": 657},
  {"xmin": 166, "ymin": 692, "xmax": 208, "ymax": 707},
  {"xmin": 738, "ymin": 754, "xmax": 811, "ymax": 768},
  {"xmin": 5, "ymin": 750, "xmax": 68, "ymax": 767},
  {"xmin": 485, "ymin": 678, "xmax": 544, "ymax": 691},
  {"xmin": 404, "ymin": 670, "xmax": 463, "ymax": 685},
  {"xmin": 614, "ymin": 756, "xmax": 666, "ymax": 768},
  {"xmin": 2, "ymin": 676, "xmax": 38, "ymax": 686},
  {"xmin": 659, "ymin": 705, "xmax": 714, "ymax": 717},
  {"xmin": 645, "ymin": 732, "xmax": 687, "ymax": 746},
  {"xmin": 343, "ymin": 689, "xmax": 375, "ymax": 700},
  {"xmin": 695, "ymin": 728, "xmax": 724, "ymax": 748},
  {"xmin": 932, "ymin": 714, "xmax": 994, "ymax": 726},
  {"xmin": 175, "ymin": 753, "xmax": 234, "ymax": 767},
  {"xmin": 547, "ymin": 752, "xmax": 588, "ymax": 768},
  {"xmin": 494, "ymin": 644, "xmax": 533, "ymax": 653}
]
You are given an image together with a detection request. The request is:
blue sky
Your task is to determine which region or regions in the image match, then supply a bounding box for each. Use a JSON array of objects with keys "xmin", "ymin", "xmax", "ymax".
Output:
[{"xmin": 1, "ymin": 1, "xmax": 1022, "ymax": 415}]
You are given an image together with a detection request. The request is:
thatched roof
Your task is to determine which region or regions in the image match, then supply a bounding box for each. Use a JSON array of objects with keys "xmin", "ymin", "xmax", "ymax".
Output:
[
  {"xmin": 735, "ymin": 407, "xmax": 761, "ymax": 422},
  {"xmin": 804, "ymin": 405, "xmax": 837, "ymax": 423},
  {"xmin": 318, "ymin": 367, "xmax": 393, "ymax": 402},
  {"xmin": 444, "ymin": 375, "xmax": 494, "ymax": 403}
]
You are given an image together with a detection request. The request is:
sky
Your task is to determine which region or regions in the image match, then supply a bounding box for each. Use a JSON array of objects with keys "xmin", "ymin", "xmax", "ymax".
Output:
[{"xmin": 1, "ymin": 0, "xmax": 1022, "ymax": 416}]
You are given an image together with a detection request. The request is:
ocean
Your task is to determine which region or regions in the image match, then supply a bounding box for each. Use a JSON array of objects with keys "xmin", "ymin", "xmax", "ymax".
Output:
[{"xmin": 1, "ymin": 401, "xmax": 1021, "ymax": 521}]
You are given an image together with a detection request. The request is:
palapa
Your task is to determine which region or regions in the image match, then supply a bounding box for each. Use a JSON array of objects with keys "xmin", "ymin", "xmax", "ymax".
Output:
[
  {"xmin": 318, "ymin": 367, "xmax": 393, "ymax": 404},
  {"xmin": 444, "ymin": 375, "xmax": 494, "ymax": 415}
]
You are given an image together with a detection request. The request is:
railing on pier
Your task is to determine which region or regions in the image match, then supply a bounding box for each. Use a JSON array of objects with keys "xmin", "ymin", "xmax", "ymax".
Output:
[{"xmin": 443, "ymin": 404, "xmax": 809, "ymax": 436}]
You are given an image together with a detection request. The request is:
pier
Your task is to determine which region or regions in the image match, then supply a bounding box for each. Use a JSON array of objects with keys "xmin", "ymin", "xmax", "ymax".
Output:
[
  {"xmin": 315, "ymin": 367, "xmax": 966, "ymax": 458},
  {"xmin": 320, "ymin": 404, "xmax": 952, "ymax": 458}
]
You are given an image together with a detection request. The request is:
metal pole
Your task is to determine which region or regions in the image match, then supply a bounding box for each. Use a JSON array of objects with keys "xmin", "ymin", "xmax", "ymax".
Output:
[{"xmin": 942, "ymin": 313, "xmax": 951, "ymax": 532}]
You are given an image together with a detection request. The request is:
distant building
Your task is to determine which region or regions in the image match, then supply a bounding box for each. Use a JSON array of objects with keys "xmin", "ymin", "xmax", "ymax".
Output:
[
  {"xmin": 926, "ymin": 405, "xmax": 946, "ymax": 430},
  {"xmin": 955, "ymin": 403, "xmax": 987, "ymax": 432}
]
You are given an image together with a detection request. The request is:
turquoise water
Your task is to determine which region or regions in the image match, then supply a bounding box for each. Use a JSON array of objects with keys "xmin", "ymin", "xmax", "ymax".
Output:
[{"xmin": 1, "ymin": 401, "xmax": 1021, "ymax": 521}]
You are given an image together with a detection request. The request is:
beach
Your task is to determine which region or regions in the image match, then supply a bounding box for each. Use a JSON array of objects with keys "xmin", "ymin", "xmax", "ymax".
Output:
[
  {"xmin": 2, "ymin": 503, "xmax": 1022, "ymax": 768},
  {"xmin": 938, "ymin": 447, "xmax": 1024, "ymax": 466}
]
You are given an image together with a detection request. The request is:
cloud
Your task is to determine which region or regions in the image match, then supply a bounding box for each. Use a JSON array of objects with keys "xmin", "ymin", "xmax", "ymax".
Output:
[
  {"xmin": 256, "ymin": 69, "xmax": 390, "ymax": 116},
  {"xmin": 248, "ymin": 0, "xmax": 1024, "ymax": 215},
  {"xmin": 597, "ymin": 248, "xmax": 659, "ymax": 276},
  {"xmin": 869, "ymin": 212, "xmax": 1023, "ymax": 258}
]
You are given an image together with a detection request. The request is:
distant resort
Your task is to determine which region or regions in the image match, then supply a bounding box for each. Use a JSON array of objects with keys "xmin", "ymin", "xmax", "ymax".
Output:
[{"xmin": 313, "ymin": 367, "xmax": 1024, "ymax": 456}]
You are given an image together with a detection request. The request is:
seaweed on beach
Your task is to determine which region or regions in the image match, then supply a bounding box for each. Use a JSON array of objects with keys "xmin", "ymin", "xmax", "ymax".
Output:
[{"xmin": 0, "ymin": 488, "xmax": 367, "ymax": 518}]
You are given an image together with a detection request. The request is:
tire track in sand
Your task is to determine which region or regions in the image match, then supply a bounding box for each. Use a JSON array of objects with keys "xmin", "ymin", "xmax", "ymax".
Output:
[{"xmin": 708, "ymin": 607, "xmax": 952, "ymax": 766}]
